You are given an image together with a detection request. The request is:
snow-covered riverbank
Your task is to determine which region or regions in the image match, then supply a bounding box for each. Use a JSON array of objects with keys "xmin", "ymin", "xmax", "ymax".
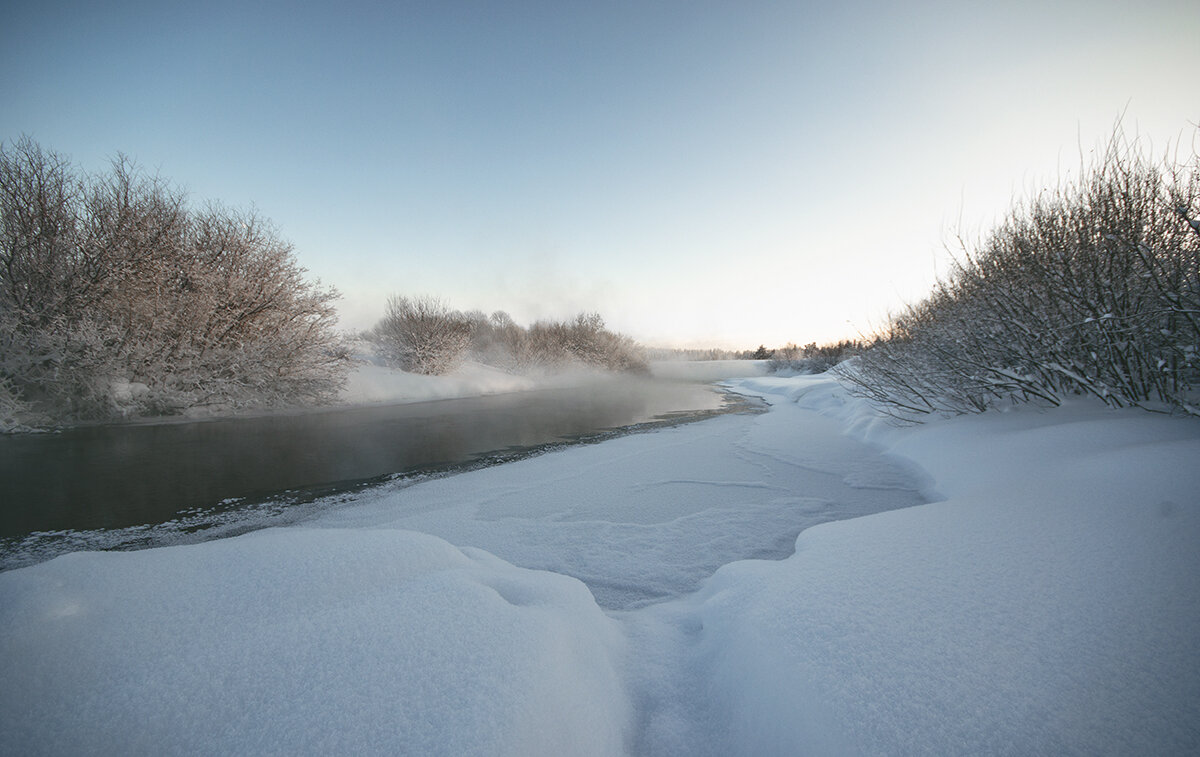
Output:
[{"xmin": 2, "ymin": 374, "xmax": 1198, "ymax": 755}]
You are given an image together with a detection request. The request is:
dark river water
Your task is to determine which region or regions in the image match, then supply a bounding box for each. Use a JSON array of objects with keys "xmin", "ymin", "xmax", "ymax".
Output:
[{"xmin": 0, "ymin": 377, "xmax": 735, "ymax": 568}]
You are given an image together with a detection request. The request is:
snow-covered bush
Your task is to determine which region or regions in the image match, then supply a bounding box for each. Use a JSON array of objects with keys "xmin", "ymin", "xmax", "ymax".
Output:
[
  {"xmin": 0, "ymin": 374, "xmax": 33, "ymax": 432},
  {"xmin": 371, "ymin": 295, "xmax": 472, "ymax": 375},
  {"xmin": 0, "ymin": 138, "xmax": 347, "ymax": 426},
  {"xmin": 844, "ymin": 126, "xmax": 1200, "ymax": 419},
  {"xmin": 523, "ymin": 313, "xmax": 647, "ymax": 373},
  {"xmin": 463, "ymin": 309, "xmax": 527, "ymax": 371}
]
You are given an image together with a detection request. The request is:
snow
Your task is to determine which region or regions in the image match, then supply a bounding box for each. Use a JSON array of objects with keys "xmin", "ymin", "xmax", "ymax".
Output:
[
  {"xmin": 1, "ymin": 529, "xmax": 629, "ymax": 757},
  {"xmin": 658, "ymin": 377, "xmax": 1200, "ymax": 756},
  {"xmin": 3, "ymin": 373, "xmax": 1199, "ymax": 755},
  {"xmin": 308, "ymin": 380, "xmax": 924, "ymax": 610}
]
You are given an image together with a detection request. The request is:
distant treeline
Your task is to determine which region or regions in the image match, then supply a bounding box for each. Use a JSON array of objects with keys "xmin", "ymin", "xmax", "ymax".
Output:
[
  {"xmin": 765, "ymin": 340, "xmax": 864, "ymax": 373},
  {"xmin": 366, "ymin": 295, "xmax": 648, "ymax": 376},
  {"xmin": 646, "ymin": 343, "xmax": 864, "ymax": 366},
  {"xmin": 645, "ymin": 346, "xmax": 746, "ymax": 361}
]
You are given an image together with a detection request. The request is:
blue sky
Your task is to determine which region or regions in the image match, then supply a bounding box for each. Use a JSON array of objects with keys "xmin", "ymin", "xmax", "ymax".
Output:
[{"xmin": 4, "ymin": 1, "xmax": 1198, "ymax": 348}]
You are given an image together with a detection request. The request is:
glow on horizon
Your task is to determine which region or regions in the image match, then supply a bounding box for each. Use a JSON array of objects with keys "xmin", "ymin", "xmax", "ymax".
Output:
[{"xmin": 3, "ymin": 0, "xmax": 1197, "ymax": 349}]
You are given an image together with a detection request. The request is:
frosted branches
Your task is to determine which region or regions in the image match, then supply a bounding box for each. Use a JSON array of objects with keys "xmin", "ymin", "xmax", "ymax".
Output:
[
  {"xmin": 368, "ymin": 300, "xmax": 648, "ymax": 376},
  {"xmin": 0, "ymin": 138, "xmax": 348, "ymax": 425},
  {"xmin": 844, "ymin": 126, "xmax": 1200, "ymax": 419}
]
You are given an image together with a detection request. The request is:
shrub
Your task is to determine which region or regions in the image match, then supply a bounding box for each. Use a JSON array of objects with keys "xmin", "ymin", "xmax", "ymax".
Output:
[
  {"xmin": 644, "ymin": 347, "xmax": 743, "ymax": 361},
  {"xmin": 524, "ymin": 313, "xmax": 648, "ymax": 373},
  {"xmin": 366, "ymin": 301, "xmax": 648, "ymax": 376},
  {"xmin": 371, "ymin": 295, "xmax": 471, "ymax": 375},
  {"xmin": 463, "ymin": 309, "xmax": 526, "ymax": 371},
  {"xmin": 0, "ymin": 137, "xmax": 347, "ymax": 424},
  {"xmin": 842, "ymin": 126, "xmax": 1200, "ymax": 419}
]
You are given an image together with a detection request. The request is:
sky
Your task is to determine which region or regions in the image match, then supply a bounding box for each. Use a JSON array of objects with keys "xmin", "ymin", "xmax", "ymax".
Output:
[{"xmin": 3, "ymin": 0, "xmax": 1198, "ymax": 349}]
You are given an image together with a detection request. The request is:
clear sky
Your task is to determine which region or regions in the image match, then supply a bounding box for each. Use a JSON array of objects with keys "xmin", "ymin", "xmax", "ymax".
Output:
[{"xmin": 3, "ymin": 1, "xmax": 1198, "ymax": 348}]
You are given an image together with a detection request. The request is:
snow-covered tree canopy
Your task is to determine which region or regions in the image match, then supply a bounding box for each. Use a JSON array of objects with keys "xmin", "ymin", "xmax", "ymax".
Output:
[{"xmin": 0, "ymin": 138, "xmax": 348, "ymax": 425}]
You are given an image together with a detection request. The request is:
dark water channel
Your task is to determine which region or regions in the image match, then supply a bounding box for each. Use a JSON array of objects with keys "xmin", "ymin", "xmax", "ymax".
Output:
[{"xmin": 0, "ymin": 378, "xmax": 733, "ymax": 566}]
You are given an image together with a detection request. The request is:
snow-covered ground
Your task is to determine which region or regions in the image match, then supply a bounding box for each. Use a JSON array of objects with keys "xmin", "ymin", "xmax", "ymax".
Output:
[{"xmin": 2, "ymin": 374, "xmax": 1198, "ymax": 755}]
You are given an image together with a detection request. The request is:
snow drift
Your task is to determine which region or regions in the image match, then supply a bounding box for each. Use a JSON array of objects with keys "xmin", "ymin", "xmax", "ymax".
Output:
[{"xmin": 0, "ymin": 528, "xmax": 629, "ymax": 756}]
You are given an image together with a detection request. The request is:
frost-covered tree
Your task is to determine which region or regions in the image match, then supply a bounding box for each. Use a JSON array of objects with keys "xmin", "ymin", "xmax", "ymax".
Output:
[
  {"xmin": 371, "ymin": 295, "xmax": 472, "ymax": 375},
  {"xmin": 461, "ymin": 309, "xmax": 526, "ymax": 371},
  {"xmin": 0, "ymin": 137, "xmax": 347, "ymax": 424},
  {"xmin": 364, "ymin": 298, "xmax": 648, "ymax": 376},
  {"xmin": 524, "ymin": 313, "xmax": 647, "ymax": 373}
]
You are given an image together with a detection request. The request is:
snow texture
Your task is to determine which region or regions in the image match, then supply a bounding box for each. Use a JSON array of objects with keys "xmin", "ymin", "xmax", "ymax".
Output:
[
  {"xmin": 654, "ymin": 377, "xmax": 1200, "ymax": 756},
  {"xmin": 311, "ymin": 375, "xmax": 923, "ymax": 611},
  {"xmin": 2, "ymin": 373, "xmax": 1198, "ymax": 756},
  {"xmin": 0, "ymin": 529, "xmax": 628, "ymax": 757}
]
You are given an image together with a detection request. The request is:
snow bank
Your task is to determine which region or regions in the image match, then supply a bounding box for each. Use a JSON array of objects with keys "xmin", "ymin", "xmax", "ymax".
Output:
[
  {"xmin": 0, "ymin": 528, "xmax": 629, "ymax": 757},
  {"xmin": 676, "ymin": 377, "xmax": 1200, "ymax": 756}
]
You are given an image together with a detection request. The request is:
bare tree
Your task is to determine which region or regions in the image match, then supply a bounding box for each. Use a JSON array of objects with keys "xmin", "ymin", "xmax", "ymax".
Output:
[
  {"xmin": 364, "ymin": 299, "xmax": 648, "ymax": 376},
  {"xmin": 461, "ymin": 309, "xmax": 526, "ymax": 370},
  {"xmin": 524, "ymin": 313, "xmax": 647, "ymax": 373},
  {"xmin": 371, "ymin": 295, "xmax": 471, "ymax": 375}
]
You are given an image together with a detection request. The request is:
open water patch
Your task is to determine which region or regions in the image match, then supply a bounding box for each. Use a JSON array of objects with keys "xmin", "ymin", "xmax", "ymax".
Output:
[{"xmin": 1, "ymin": 382, "xmax": 762, "ymax": 571}]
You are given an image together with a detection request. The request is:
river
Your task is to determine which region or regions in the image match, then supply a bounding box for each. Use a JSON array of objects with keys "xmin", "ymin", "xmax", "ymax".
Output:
[{"xmin": 0, "ymin": 376, "xmax": 741, "ymax": 569}]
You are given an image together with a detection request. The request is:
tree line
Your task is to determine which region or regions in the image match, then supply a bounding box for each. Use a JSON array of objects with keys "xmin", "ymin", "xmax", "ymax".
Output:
[{"xmin": 763, "ymin": 340, "xmax": 864, "ymax": 373}]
